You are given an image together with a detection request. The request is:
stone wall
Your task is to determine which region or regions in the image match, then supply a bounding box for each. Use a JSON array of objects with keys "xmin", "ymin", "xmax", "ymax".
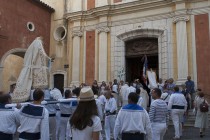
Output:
[
  {"xmin": 2, "ymin": 55, "xmax": 23, "ymax": 92},
  {"xmin": 0, "ymin": 0, "xmax": 52, "ymax": 59},
  {"xmin": 0, "ymin": 0, "xmax": 53, "ymax": 91},
  {"xmin": 110, "ymin": 19, "xmax": 174, "ymax": 82},
  {"xmin": 46, "ymin": 0, "xmax": 210, "ymax": 91}
]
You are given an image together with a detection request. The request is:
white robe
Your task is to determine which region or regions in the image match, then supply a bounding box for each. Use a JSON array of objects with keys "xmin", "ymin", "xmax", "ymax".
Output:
[
  {"xmin": 147, "ymin": 70, "xmax": 157, "ymax": 89},
  {"xmin": 121, "ymin": 84, "xmax": 129, "ymax": 106},
  {"xmin": 140, "ymin": 87, "xmax": 149, "ymax": 110}
]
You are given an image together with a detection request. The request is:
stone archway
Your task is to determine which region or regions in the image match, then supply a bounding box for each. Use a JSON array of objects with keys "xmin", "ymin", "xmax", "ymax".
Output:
[
  {"xmin": 0, "ymin": 48, "xmax": 27, "ymax": 91},
  {"xmin": 115, "ymin": 28, "xmax": 169, "ymax": 81}
]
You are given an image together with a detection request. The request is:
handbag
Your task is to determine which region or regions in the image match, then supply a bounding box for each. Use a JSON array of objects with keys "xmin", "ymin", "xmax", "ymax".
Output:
[{"xmin": 200, "ymin": 99, "xmax": 209, "ymax": 112}]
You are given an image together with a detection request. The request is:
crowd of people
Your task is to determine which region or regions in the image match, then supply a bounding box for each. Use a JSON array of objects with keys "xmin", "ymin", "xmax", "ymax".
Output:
[{"xmin": 0, "ymin": 76, "xmax": 209, "ymax": 140}]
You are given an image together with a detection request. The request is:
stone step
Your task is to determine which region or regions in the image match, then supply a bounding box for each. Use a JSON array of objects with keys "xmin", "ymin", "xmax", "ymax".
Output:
[{"xmin": 168, "ymin": 109, "xmax": 210, "ymax": 127}]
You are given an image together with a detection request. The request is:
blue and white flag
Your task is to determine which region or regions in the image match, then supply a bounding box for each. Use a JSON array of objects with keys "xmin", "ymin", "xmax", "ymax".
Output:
[{"xmin": 142, "ymin": 55, "xmax": 148, "ymax": 79}]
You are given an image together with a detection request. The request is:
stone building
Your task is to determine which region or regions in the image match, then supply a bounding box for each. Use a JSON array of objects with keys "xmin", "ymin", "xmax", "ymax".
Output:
[
  {"xmin": 1, "ymin": 0, "xmax": 210, "ymax": 99},
  {"xmin": 44, "ymin": 0, "xmax": 210, "ymax": 99},
  {"xmin": 0, "ymin": 0, "xmax": 54, "ymax": 92}
]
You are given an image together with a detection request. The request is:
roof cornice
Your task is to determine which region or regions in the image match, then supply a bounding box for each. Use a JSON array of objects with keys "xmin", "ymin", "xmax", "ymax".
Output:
[
  {"xmin": 64, "ymin": 0, "xmax": 174, "ymax": 21},
  {"xmin": 28, "ymin": 0, "xmax": 55, "ymax": 13}
]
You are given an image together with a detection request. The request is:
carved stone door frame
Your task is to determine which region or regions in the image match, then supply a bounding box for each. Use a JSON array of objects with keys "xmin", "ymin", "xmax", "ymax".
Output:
[
  {"xmin": 116, "ymin": 28, "xmax": 168, "ymax": 81},
  {"xmin": 125, "ymin": 38, "xmax": 158, "ymax": 57}
]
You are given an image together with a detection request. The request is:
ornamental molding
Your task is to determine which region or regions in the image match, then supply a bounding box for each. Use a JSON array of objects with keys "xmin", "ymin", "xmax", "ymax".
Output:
[
  {"xmin": 64, "ymin": 0, "xmax": 173, "ymax": 20},
  {"xmin": 117, "ymin": 28, "xmax": 164, "ymax": 42},
  {"xmin": 64, "ymin": 0, "xmax": 210, "ymax": 22},
  {"xmin": 72, "ymin": 30, "xmax": 83, "ymax": 38},
  {"xmin": 173, "ymin": 15, "xmax": 190, "ymax": 23},
  {"xmin": 97, "ymin": 26, "xmax": 110, "ymax": 33}
]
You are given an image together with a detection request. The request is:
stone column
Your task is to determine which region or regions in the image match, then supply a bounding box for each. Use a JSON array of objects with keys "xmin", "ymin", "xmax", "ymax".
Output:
[
  {"xmin": 71, "ymin": 30, "xmax": 83, "ymax": 86},
  {"xmin": 97, "ymin": 27, "xmax": 110, "ymax": 83},
  {"xmin": 173, "ymin": 15, "xmax": 189, "ymax": 84}
]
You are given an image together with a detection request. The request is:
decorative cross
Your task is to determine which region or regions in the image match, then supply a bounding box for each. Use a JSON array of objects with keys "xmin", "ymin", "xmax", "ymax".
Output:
[{"xmin": 117, "ymin": 67, "xmax": 126, "ymax": 80}]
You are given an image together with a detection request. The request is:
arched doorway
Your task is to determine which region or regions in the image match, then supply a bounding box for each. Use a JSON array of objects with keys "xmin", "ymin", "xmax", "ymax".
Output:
[
  {"xmin": 116, "ymin": 28, "xmax": 169, "ymax": 82},
  {"xmin": 125, "ymin": 38, "xmax": 159, "ymax": 82},
  {"xmin": 0, "ymin": 48, "xmax": 26, "ymax": 92}
]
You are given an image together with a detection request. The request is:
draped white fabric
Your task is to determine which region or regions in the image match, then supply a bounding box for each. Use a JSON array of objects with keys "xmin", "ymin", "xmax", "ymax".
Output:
[
  {"xmin": 12, "ymin": 37, "xmax": 50, "ymax": 102},
  {"xmin": 147, "ymin": 70, "xmax": 158, "ymax": 89}
]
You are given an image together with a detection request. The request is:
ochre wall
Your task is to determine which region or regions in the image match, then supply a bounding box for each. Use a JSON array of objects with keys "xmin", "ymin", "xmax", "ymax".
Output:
[
  {"xmin": 0, "ymin": 0, "xmax": 52, "ymax": 59},
  {"xmin": 195, "ymin": 14, "xmax": 210, "ymax": 99},
  {"xmin": 2, "ymin": 55, "xmax": 23, "ymax": 92},
  {"xmin": 86, "ymin": 31, "xmax": 95, "ymax": 85}
]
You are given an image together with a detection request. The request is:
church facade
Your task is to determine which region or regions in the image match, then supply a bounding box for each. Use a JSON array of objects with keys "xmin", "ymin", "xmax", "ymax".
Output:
[
  {"xmin": 0, "ymin": 0, "xmax": 206, "ymax": 97},
  {"xmin": 46, "ymin": 0, "xmax": 210, "ymax": 96}
]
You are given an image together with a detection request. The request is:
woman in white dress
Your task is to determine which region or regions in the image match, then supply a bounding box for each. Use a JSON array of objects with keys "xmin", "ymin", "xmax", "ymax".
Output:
[
  {"xmin": 194, "ymin": 92, "xmax": 209, "ymax": 137},
  {"xmin": 99, "ymin": 81, "xmax": 106, "ymax": 94},
  {"xmin": 70, "ymin": 87, "xmax": 102, "ymax": 140}
]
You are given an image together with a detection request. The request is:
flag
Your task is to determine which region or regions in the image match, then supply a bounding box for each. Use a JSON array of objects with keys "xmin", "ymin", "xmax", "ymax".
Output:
[{"xmin": 142, "ymin": 55, "xmax": 148, "ymax": 79}]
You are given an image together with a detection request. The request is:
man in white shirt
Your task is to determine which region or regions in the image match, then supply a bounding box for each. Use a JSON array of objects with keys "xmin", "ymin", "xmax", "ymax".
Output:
[
  {"xmin": 112, "ymin": 79, "xmax": 119, "ymax": 107},
  {"xmin": 0, "ymin": 92, "xmax": 19, "ymax": 140},
  {"xmin": 168, "ymin": 86, "xmax": 187, "ymax": 140},
  {"xmin": 59, "ymin": 90, "xmax": 73, "ymax": 140},
  {"xmin": 95, "ymin": 98, "xmax": 103, "ymax": 121},
  {"xmin": 124, "ymin": 82, "xmax": 136, "ymax": 106},
  {"xmin": 149, "ymin": 88, "xmax": 169, "ymax": 140},
  {"xmin": 121, "ymin": 82, "xmax": 129, "ymax": 106},
  {"xmin": 157, "ymin": 78, "xmax": 164, "ymax": 91},
  {"xmin": 114, "ymin": 92, "xmax": 152, "ymax": 140},
  {"xmin": 140, "ymin": 87, "xmax": 149, "ymax": 110},
  {"xmin": 104, "ymin": 90, "xmax": 117, "ymax": 140},
  {"xmin": 50, "ymin": 87, "xmax": 63, "ymax": 138},
  {"xmin": 98, "ymin": 92, "xmax": 106, "ymax": 106},
  {"xmin": 161, "ymin": 89, "xmax": 170, "ymax": 105},
  {"xmin": 17, "ymin": 89, "xmax": 49, "ymax": 140},
  {"xmin": 44, "ymin": 89, "xmax": 58, "ymax": 140}
]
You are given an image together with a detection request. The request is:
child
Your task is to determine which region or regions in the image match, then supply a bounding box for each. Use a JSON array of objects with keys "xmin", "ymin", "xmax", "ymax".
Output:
[{"xmin": 0, "ymin": 92, "xmax": 19, "ymax": 140}]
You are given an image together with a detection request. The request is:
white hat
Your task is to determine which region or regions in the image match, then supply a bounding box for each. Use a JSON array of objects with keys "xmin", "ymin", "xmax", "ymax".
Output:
[{"xmin": 79, "ymin": 87, "xmax": 95, "ymax": 101}]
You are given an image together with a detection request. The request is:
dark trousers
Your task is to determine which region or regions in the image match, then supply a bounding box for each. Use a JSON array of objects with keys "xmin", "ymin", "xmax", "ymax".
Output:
[
  {"xmin": 0, "ymin": 131, "xmax": 13, "ymax": 140},
  {"xmin": 122, "ymin": 132, "xmax": 144, "ymax": 140}
]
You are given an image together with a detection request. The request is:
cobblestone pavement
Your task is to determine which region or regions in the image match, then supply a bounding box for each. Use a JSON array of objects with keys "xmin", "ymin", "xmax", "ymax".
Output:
[{"xmin": 102, "ymin": 126, "xmax": 210, "ymax": 140}]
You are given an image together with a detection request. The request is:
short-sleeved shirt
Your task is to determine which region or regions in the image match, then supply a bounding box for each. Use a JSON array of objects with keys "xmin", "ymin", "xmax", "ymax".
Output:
[
  {"xmin": 185, "ymin": 80, "xmax": 195, "ymax": 94},
  {"xmin": 112, "ymin": 84, "xmax": 118, "ymax": 93},
  {"xmin": 0, "ymin": 107, "xmax": 19, "ymax": 134},
  {"xmin": 71, "ymin": 116, "xmax": 102, "ymax": 140}
]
